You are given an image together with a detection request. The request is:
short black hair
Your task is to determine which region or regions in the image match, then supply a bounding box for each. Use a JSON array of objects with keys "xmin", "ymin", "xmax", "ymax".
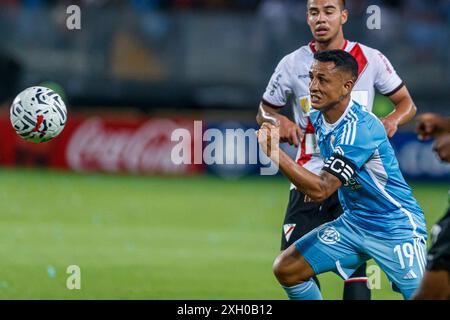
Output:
[
  {"xmin": 313, "ymin": 49, "xmax": 358, "ymax": 80},
  {"xmin": 307, "ymin": 0, "xmax": 346, "ymax": 10}
]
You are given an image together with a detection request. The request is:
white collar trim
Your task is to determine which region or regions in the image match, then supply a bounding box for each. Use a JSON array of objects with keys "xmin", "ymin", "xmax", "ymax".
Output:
[{"xmin": 322, "ymin": 100, "xmax": 353, "ymax": 130}]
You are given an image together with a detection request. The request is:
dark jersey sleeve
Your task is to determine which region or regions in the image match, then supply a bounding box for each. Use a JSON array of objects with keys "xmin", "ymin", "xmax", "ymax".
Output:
[{"xmin": 426, "ymin": 207, "xmax": 450, "ymax": 272}]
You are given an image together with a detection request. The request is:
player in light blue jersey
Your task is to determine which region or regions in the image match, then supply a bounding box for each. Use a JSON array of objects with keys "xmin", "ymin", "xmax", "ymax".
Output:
[
  {"xmin": 257, "ymin": 50, "xmax": 427, "ymax": 300},
  {"xmin": 310, "ymin": 101, "xmax": 426, "ymax": 240}
]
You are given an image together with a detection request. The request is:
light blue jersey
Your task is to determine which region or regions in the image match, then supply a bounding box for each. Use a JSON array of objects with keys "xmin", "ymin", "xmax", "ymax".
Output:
[
  {"xmin": 310, "ymin": 101, "xmax": 426, "ymax": 239},
  {"xmin": 294, "ymin": 101, "xmax": 427, "ymax": 299}
]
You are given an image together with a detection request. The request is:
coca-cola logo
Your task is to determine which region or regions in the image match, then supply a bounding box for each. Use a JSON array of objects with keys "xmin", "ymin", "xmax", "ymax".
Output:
[{"xmin": 66, "ymin": 118, "xmax": 193, "ymax": 174}]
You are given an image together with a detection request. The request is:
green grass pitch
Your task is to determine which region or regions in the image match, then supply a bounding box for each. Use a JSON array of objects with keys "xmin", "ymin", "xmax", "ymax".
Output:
[{"xmin": 0, "ymin": 168, "xmax": 447, "ymax": 299}]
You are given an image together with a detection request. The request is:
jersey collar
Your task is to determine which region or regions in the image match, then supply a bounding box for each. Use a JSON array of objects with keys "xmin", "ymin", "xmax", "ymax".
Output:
[
  {"xmin": 309, "ymin": 39, "xmax": 348, "ymax": 54},
  {"xmin": 321, "ymin": 99, "xmax": 354, "ymax": 133}
]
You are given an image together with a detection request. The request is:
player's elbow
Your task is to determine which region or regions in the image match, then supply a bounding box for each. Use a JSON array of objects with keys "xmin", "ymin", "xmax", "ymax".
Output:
[
  {"xmin": 310, "ymin": 184, "xmax": 336, "ymax": 202},
  {"xmin": 256, "ymin": 103, "xmax": 266, "ymax": 126},
  {"xmin": 291, "ymin": 182, "xmax": 328, "ymax": 202},
  {"xmin": 403, "ymin": 96, "xmax": 417, "ymax": 119},
  {"xmin": 310, "ymin": 193, "xmax": 327, "ymax": 203},
  {"xmin": 256, "ymin": 112, "xmax": 263, "ymax": 126},
  {"xmin": 305, "ymin": 189, "xmax": 328, "ymax": 203},
  {"xmin": 410, "ymin": 102, "xmax": 417, "ymax": 118}
]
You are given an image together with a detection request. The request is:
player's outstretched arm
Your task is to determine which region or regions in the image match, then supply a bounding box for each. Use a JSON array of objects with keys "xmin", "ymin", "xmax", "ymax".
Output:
[
  {"xmin": 256, "ymin": 102, "xmax": 303, "ymax": 147},
  {"xmin": 257, "ymin": 123, "xmax": 341, "ymax": 202},
  {"xmin": 382, "ymin": 86, "xmax": 417, "ymax": 138}
]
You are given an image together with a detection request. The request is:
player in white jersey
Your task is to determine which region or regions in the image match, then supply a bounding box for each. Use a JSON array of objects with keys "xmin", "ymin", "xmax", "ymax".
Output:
[{"xmin": 256, "ymin": 0, "xmax": 418, "ymax": 300}]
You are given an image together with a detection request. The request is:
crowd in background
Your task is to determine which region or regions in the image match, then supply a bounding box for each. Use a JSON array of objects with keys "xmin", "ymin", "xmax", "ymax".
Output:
[
  {"xmin": 0, "ymin": 0, "xmax": 448, "ymax": 21},
  {"xmin": 0, "ymin": 0, "xmax": 448, "ymax": 111}
]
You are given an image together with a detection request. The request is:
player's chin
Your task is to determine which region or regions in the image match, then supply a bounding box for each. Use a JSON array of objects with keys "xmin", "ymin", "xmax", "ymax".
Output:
[
  {"xmin": 313, "ymin": 33, "xmax": 332, "ymax": 43},
  {"xmin": 310, "ymin": 98, "xmax": 323, "ymax": 109}
]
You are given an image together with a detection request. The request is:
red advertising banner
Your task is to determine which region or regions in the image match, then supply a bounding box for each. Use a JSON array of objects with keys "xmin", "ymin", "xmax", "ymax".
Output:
[{"xmin": 0, "ymin": 111, "xmax": 203, "ymax": 175}]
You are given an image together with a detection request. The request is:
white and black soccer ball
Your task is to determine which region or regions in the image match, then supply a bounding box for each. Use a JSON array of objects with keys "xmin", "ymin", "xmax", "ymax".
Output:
[{"xmin": 10, "ymin": 86, "xmax": 67, "ymax": 143}]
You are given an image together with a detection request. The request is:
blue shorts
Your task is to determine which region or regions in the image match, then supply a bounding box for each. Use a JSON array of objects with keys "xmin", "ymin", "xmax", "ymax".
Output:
[{"xmin": 294, "ymin": 215, "xmax": 427, "ymax": 299}]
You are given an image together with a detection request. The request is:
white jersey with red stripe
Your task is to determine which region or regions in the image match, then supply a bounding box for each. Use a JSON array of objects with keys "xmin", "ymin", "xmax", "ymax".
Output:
[{"xmin": 261, "ymin": 40, "xmax": 404, "ymax": 186}]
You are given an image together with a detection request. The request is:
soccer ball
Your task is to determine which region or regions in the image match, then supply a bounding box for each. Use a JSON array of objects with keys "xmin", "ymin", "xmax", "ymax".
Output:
[{"xmin": 10, "ymin": 86, "xmax": 67, "ymax": 143}]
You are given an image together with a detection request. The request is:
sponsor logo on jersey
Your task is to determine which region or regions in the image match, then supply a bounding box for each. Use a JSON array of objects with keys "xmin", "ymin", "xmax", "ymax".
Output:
[
  {"xmin": 269, "ymin": 73, "xmax": 283, "ymax": 96},
  {"xmin": 334, "ymin": 146, "xmax": 344, "ymax": 156},
  {"xmin": 344, "ymin": 177, "xmax": 362, "ymax": 190},
  {"xmin": 299, "ymin": 96, "xmax": 311, "ymax": 114},
  {"xmin": 283, "ymin": 224, "xmax": 296, "ymax": 242},
  {"xmin": 317, "ymin": 226, "xmax": 340, "ymax": 245}
]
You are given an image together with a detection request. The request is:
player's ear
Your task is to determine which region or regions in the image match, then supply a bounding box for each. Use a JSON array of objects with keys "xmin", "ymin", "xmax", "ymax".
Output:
[
  {"xmin": 341, "ymin": 9, "xmax": 348, "ymax": 25},
  {"xmin": 343, "ymin": 79, "xmax": 354, "ymax": 96}
]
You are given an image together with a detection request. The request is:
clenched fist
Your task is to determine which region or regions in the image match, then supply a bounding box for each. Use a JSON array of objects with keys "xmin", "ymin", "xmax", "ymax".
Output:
[{"xmin": 257, "ymin": 123, "xmax": 280, "ymax": 159}]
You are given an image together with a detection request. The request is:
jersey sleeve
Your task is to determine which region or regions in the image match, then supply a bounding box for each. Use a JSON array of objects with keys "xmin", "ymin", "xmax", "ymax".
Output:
[
  {"xmin": 373, "ymin": 50, "xmax": 404, "ymax": 96},
  {"xmin": 322, "ymin": 119, "xmax": 379, "ymax": 184},
  {"xmin": 261, "ymin": 55, "xmax": 293, "ymax": 108}
]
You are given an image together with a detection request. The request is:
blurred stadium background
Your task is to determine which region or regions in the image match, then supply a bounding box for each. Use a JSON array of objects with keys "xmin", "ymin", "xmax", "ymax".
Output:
[{"xmin": 0, "ymin": 0, "xmax": 449, "ymax": 299}]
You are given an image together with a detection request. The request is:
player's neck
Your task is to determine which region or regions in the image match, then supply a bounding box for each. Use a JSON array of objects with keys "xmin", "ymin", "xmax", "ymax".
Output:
[
  {"xmin": 322, "ymin": 96, "xmax": 351, "ymax": 124},
  {"xmin": 314, "ymin": 31, "xmax": 346, "ymax": 52}
]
